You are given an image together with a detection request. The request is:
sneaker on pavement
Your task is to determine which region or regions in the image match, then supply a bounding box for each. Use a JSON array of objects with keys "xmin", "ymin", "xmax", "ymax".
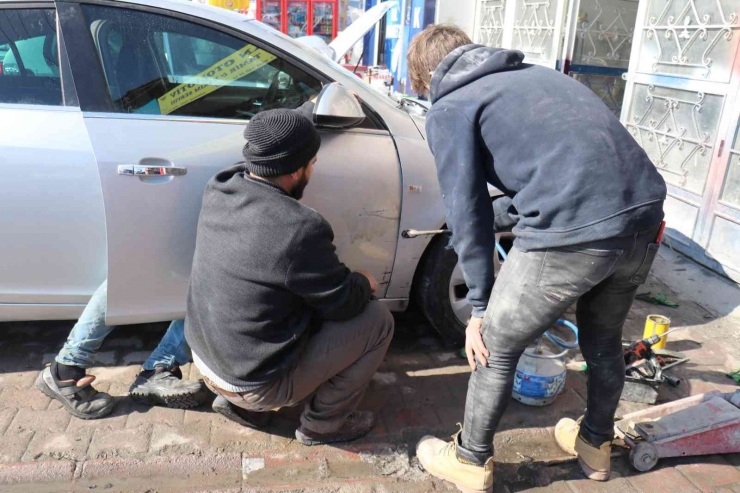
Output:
[
  {"xmin": 295, "ymin": 410, "xmax": 375, "ymax": 446},
  {"xmin": 212, "ymin": 394, "xmax": 272, "ymax": 430},
  {"xmin": 555, "ymin": 417, "xmax": 611, "ymax": 481},
  {"xmin": 128, "ymin": 366, "xmax": 206, "ymax": 409},
  {"xmin": 416, "ymin": 432, "xmax": 493, "ymax": 493},
  {"xmin": 36, "ymin": 363, "xmax": 115, "ymax": 420}
]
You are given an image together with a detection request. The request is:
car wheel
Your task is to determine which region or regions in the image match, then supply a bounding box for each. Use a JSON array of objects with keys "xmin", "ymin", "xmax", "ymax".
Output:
[{"xmin": 414, "ymin": 233, "xmax": 514, "ymax": 344}]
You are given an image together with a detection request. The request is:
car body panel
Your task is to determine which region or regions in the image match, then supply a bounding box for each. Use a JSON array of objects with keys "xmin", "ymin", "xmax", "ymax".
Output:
[
  {"xmin": 0, "ymin": 105, "xmax": 107, "ymax": 315},
  {"xmin": 83, "ymin": 114, "xmax": 246, "ymax": 324}
]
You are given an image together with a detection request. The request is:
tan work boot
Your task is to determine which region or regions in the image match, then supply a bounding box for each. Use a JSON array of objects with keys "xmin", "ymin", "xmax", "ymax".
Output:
[
  {"xmin": 555, "ymin": 417, "xmax": 611, "ymax": 481},
  {"xmin": 416, "ymin": 431, "xmax": 493, "ymax": 493}
]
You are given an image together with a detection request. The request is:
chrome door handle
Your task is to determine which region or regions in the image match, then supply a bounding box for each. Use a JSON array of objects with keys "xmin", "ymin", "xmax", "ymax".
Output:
[{"xmin": 118, "ymin": 165, "xmax": 187, "ymax": 176}]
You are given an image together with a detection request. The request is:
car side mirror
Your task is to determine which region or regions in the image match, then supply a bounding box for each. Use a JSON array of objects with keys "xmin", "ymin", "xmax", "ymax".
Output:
[{"xmin": 313, "ymin": 82, "xmax": 365, "ymax": 128}]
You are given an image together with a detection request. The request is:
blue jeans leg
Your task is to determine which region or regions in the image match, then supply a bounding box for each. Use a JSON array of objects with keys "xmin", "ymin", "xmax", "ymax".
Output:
[
  {"xmin": 56, "ymin": 280, "xmax": 114, "ymax": 369},
  {"xmin": 142, "ymin": 319, "xmax": 190, "ymax": 371}
]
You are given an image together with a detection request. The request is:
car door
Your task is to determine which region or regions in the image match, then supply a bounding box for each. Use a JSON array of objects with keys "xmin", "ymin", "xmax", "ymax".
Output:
[
  {"xmin": 0, "ymin": 5, "xmax": 107, "ymax": 321},
  {"xmin": 59, "ymin": 1, "xmax": 401, "ymax": 325}
]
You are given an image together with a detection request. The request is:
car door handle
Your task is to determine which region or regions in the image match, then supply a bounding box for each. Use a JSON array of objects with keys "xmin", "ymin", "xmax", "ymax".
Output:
[{"xmin": 118, "ymin": 165, "xmax": 187, "ymax": 177}]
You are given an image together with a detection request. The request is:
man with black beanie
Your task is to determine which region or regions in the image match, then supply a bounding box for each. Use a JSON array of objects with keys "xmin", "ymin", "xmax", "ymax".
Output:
[{"xmin": 185, "ymin": 108, "xmax": 394, "ymax": 445}]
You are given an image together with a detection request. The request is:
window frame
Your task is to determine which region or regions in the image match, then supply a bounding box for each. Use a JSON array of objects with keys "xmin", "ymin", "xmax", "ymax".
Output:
[
  {"xmin": 0, "ymin": 2, "xmax": 76, "ymax": 108},
  {"xmin": 59, "ymin": 0, "xmax": 341, "ymax": 123}
]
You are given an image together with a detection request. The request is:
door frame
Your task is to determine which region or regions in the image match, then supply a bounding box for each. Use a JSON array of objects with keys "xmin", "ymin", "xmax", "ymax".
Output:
[
  {"xmin": 472, "ymin": 0, "xmax": 568, "ymax": 69},
  {"xmin": 618, "ymin": 0, "xmax": 740, "ymax": 282}
]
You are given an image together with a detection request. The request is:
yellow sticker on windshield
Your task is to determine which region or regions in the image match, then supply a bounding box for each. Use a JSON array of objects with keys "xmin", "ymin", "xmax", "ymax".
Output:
[{"xmin": 158, "ymin": 44, "xmax": 277, "ymax": 115}]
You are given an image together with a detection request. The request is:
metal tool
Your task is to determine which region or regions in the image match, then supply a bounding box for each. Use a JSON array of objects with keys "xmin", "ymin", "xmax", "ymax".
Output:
[
  {"xmin": 622, "ymin": 333, "xmax": 690, "ymax": 403},
  {"xmin": 401, "ymin": 229, "xmax": 449, "ymax": 238},
  {"xmin": 615, "ymin": 390, "xmax": 740, "ymax": 472},
  {"xmin": 624, "ymin": 326, "xmax": 687, "ymax": 365}
]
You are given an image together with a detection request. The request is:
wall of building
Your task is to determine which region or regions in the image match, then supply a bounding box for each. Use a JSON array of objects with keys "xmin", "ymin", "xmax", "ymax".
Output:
[{"xmin": 434, "ymin": 0, "xmax": 475, "ymax": 36}]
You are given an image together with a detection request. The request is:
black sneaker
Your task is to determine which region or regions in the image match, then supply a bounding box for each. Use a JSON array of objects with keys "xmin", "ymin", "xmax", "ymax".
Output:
[
  {"xmin": 295, "ymin": 411, "xmax": 376, "ymax": 446},
  {"xmin": 128, "ymin": 366, "xmax": 206, "ymax": 409},
  {"xmin": 212, "ymin": 394, "xmax": 272, "ymax": 430},
  {"xmin": 36, "ymin": 363, "xmax": 115, "ymax": 420}
]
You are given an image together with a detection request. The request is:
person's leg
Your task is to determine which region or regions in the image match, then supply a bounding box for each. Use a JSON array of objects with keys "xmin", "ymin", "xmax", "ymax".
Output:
[
  {"xmin": 417, "ymin": 241, "xmax": 627, "ymax": 492},
  {"xmin": 129, "ymin": 319, "xmax": 206, "ymax": 409},
  {"xmin": 142, "ymin": 319, "xmax": 191, "ymax": 371},
  {"xmin": 38, "ymin": 280, "xmax": 115, "ymax": 419},
  {"xmin": 213, "ymin": 301, "xmax": 394, "ymax": 442},
  {"xmin": 293, "ymin": 301, "xmax": 394, "ymax": 437},
  {"xmin": 576, "ymin": 280, "xmax": 634, "ymax": 440},
  {"xmin": 459, "ymin": 246, "xmax": 586, "ymax": 463},
  {"xmin": 557, "ymin": 226, "xmax": 661, "ymax": 480},
  {"xmin": 56, "ymin": 280, "xmax": 115, "ymax": 369}
]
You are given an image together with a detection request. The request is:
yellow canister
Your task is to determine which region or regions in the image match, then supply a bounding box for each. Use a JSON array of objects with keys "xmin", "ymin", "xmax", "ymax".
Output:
[{"xmin": 644, "ymin": 314, "xmax": 671, "ymax": 349}]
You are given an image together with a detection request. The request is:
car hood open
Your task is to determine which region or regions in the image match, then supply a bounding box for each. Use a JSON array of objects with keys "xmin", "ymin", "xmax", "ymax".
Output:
[{"xmin": 295, "ymin": 2, "xmax": 395, "ymax": 63}]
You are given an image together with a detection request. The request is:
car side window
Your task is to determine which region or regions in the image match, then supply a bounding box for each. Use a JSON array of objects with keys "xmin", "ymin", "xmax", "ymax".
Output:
[
  {"xmin": 81, "ymin": 5, "xmax": 322, "ymax": 120},
  {"xmin": 0, "ymin": 9, "xmax": 61, "ymax": 106}
]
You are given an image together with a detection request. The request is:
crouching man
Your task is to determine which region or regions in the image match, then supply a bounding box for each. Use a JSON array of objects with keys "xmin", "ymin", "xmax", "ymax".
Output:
[{"xmin": 185, "ymin": 108, "xmax": 394, "ymax": 445}]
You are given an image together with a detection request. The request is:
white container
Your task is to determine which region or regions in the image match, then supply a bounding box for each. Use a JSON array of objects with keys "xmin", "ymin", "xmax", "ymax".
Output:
[{"xmin": 512, "ymin": 346, "xmax": 567, "ymax": 407}]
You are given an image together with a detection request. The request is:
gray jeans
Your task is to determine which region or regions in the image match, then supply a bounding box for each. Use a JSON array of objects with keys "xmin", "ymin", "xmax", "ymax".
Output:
[
  {"xmin": 206, "ymin": 301, "xmax": 394, "ymax": 434},
  {"xmin": 458, "ymin": 225, "xmax": 662, "ymax": 465}
]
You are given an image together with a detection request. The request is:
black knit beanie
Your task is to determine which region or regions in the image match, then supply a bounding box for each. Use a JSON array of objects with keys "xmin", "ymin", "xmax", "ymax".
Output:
[{"xmin": 242, "ymin": 109, "xmax": 321, "ymax": 177}]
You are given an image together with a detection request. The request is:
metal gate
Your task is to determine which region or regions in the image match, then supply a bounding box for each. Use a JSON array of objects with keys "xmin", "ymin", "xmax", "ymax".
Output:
[
  {"xmin": 473, "ymin": 0, "xmax": 636, "ymax": 111},
  {"xmin": 474, "ymin": 0, "xmax": 568, "ymax": 68},
  {"xmin": 620, "ymin": 0, "xmax": 740, "ymax": 282}
]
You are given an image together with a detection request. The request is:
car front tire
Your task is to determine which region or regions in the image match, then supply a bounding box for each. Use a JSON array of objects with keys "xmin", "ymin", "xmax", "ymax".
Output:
[{"xmin": 413, "ymin": 233, "xmax": 513, "ymax": 344}]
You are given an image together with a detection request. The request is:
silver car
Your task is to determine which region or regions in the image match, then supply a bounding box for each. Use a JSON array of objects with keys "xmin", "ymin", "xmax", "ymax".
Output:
[{"xmin": 0, "ymin": 0, "xmax": 505, "ymax": 342}]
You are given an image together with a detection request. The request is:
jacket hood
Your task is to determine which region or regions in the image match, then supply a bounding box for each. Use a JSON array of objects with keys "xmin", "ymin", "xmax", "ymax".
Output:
[{"xmin": 430, "ymin": 45, "xmax": 525, "ymax": 103}]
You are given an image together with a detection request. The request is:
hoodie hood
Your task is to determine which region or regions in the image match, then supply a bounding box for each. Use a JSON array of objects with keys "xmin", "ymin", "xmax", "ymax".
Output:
[{"xmin": 430, "ymin": 45, "xmax": 525, "ymax": 103}]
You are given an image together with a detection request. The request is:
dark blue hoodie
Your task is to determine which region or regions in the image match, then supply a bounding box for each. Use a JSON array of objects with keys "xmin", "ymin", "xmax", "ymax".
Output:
[{"xmin": 426, "ymin": 45, "xmax": 666, "ymax": 318}]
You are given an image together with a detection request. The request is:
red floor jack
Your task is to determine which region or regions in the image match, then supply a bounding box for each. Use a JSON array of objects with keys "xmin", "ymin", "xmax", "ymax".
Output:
[{"xmin": 615, "ymin": 390, "xmax": 740, "ymax": 472}]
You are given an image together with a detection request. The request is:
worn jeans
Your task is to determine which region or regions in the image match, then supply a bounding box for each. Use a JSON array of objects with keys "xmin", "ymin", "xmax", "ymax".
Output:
[
  {"xmin": 458, "ymin": 225, "xmax": 662, "ymax": 465},
  {"xmin": 204, "ymin": 301, "xmax": 395, "ymax": 434},
  {"xmin": 56, "ymin": 280, "xmax": 189, "ymax": 371}
]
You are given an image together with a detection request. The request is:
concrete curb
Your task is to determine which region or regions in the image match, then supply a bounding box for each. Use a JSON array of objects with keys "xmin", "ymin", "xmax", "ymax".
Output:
[
  {"xmin": 0, "ymin": 460, "xmax": 75, "ymax": 484},
  {"xmin": 0, "ymin": 453, "xmax": 240, "ymax": 485},
  {"xmin": 80, "ymin": 453, "xmax": 241, "ymax": 480}
]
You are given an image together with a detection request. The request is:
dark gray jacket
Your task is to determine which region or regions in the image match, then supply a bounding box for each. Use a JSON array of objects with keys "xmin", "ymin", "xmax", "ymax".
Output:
[
  {"xmin": 185, "ymin": 165, "xmax": 371, "ymax": 389},
  {"xmin": 426, "ymin": 45, "xmax": 666, "ymax": 317}
]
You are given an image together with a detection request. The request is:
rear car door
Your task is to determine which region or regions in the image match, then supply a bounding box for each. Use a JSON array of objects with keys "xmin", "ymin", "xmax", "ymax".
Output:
[
  {"xmin": 0, "ymin": 4, "xmax": 107, "ymax": 321},
  {"xmin": 59, "ymin": 1, "xmax": 400, "ymax": 325}
]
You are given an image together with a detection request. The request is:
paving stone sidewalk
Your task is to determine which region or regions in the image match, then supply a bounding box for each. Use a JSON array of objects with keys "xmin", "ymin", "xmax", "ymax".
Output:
[{"xmin": 0, "ymin": 254, "xmax": 739, "ymax": 492}]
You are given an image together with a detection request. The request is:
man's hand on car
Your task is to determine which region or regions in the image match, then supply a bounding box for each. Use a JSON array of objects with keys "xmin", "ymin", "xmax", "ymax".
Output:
[
  {"xmin": 465, "ymin": 316, "xmax": 489, "ymax": 371},
  {"xmin": 356, "ymin": 270, "xmax": 378, "ymax": 294}
]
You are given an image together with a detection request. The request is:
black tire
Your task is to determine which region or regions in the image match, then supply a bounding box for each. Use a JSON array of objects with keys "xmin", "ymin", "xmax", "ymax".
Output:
[
  {"xmin": 413, "ymin": 236, "xmax": 467, "ymax": 344},
  {"xmin": 413, "ymin": 233, "xmax": 514, "ymax": 345}
]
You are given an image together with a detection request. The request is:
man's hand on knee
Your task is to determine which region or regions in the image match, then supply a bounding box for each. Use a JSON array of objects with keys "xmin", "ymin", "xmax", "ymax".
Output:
[{"xmin": 465, "ymin": 316, "xmax": 489, "ymax": 371}]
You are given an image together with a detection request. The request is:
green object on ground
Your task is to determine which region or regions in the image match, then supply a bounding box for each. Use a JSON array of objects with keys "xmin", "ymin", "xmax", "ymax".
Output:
[
  {"xmin": 635, "ymin": 292, "xmax": 679, "ymax": 308},
  {"xmin": 728, "ymin": 369, "xmax": 740, "ymax": 385}
]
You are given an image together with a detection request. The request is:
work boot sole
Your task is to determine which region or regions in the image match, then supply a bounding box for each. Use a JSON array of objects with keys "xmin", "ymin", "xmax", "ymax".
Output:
[
  {"xmin": 578, "ymin": 457, "xmax": 610, "ymax": 481},
  {"xmin": 295, "ymin": 426, "xmax": 374, "ymax": 446},
  {"xmin": 212, "ymin": 395, "xmax": 272, "ymax": 430},
  {"xmin": 128, "ymin": 385, "xmax": 205, "ymax": 409},
  {"xmin": 416, "ymin": 453, "xmax": 493, "ymax": 493},
  {"xmin": 36, "ymin": 371, "xmax": 114, "ymax": 420}
]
